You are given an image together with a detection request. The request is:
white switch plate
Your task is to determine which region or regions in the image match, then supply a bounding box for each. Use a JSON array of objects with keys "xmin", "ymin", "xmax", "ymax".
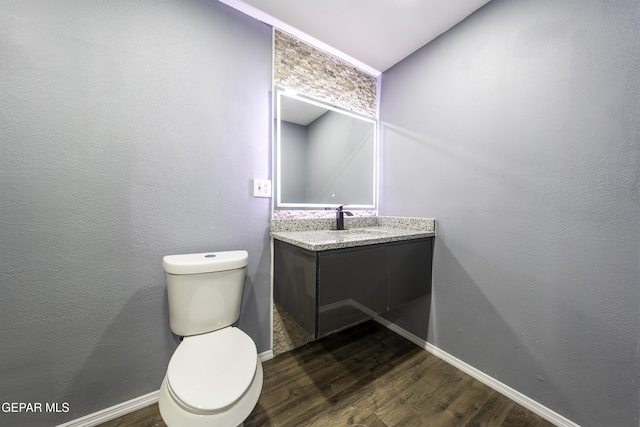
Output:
[{"xmin": 253, "ymin": 179, "xmax": 271, "ymax": 198}]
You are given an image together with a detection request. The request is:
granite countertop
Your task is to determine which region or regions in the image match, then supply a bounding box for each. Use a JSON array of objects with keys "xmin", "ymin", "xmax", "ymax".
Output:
[
  {"xmin": 271, "ymin": 227, "xmax": 434, "ymax": 251},
  {"xmin": 270, "ymin": 216, "xmax": 435, "ymax": 251}
]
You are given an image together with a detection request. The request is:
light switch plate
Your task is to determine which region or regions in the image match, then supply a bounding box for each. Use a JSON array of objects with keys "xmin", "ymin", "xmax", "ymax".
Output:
[{"xmin": 253, "ymin": 179, "xmax": 271, "ymax": 198}]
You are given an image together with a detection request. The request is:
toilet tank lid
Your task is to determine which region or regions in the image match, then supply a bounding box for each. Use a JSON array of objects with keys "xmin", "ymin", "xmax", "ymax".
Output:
[{"xmin": 163, "ymin": 250, "xmax": 248, "ymax": 275}]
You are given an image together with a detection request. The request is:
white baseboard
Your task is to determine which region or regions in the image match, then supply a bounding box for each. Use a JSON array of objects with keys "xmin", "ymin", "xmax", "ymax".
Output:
[
  {"xmin": 373, "ymin": 316, "xmax": 581, "ymax": 427},
  {"xmin": 56, "ymin": 350, "xmax": 273, "ymax": 427},
  {"xmin": 259, "ymin": 349, "xmax": 274, "ymax": 362},
  {"xmin": 56, "ymin": 390, "xmax": 159, "ymax": 427}
]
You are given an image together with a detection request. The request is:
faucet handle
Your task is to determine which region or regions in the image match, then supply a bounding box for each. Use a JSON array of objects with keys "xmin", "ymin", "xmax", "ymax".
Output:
[{"xmin": 336, "ymin": 205, "xmax": 354, "ymax": 217}]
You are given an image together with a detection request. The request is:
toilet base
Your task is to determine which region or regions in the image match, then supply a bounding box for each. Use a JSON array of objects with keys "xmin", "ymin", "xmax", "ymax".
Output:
[{"xmin": 159, "ymin": 361, "xmax": 263, "ymax": 427}]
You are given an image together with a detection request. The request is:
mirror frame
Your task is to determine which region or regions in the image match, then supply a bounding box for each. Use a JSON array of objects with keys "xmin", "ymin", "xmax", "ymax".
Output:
[{"xmin": 274, "ymin": 89, "xmax": 378, "ymax": 209}]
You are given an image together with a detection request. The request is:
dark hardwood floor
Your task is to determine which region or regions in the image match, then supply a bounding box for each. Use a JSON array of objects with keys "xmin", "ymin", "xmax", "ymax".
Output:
[{"xmin": 98, "ymin": 321, "xmax": 555, "ymax": 427}]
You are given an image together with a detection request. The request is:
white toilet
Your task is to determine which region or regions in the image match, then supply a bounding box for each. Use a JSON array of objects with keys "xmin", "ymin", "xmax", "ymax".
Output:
[{"xmin": 159, "ymin": 250, "xmax": 263, "ymax": 427}]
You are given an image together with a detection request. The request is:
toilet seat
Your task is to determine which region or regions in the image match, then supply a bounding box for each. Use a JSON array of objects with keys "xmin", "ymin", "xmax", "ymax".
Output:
[{"xmin": 166, "ymin": 327, "xmax": 258, "ymax": 414}]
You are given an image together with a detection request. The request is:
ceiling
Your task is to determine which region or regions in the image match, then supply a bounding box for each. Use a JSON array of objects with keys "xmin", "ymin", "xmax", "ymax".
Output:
[
  {"xmin": 278, "ymin": 94, "xmax": 328, "ymax": 126},
  {"xmin": 218, "ymin": 0, "xmax": 491, "ymax": 75}
]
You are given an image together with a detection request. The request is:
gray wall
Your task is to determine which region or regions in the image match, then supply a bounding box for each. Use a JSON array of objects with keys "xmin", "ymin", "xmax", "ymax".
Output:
[
  {"xmin": 306, "ymin": 111, "xmax": 375, "ymax": 205},
  {"xmin": 280, "ymin": 121, "xmax": 307, "ymax": 203},
  {"xmin": 0, "ymin": 1, "xmax": 272, "ymax": 426},
  {"xmin": 279, "ymin": 111, "xmax": 375, "ymax": 206},
  {"xmin": 379, "ymin": 0, "xmax": 640, "ymax": 426}
]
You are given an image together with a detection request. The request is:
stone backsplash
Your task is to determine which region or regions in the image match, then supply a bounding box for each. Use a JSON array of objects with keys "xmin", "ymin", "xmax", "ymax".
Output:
[
  {"xmin": 274, "ymin": 29, "xmax": 377, "ymax": 117},
  {"xmin": 272, "ymin": 209, "xmax": 378, "ymax": 220}
]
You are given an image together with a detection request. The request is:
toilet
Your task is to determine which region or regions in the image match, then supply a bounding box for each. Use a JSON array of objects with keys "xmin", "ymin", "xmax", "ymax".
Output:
[{"xmin": 159, "ymin": 250, "xmax": 263, "ymax": 427}]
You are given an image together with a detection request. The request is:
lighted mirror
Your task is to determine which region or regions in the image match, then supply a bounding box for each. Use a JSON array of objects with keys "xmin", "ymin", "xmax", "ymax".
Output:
[{"xmin": 275, "ymin": 90, "xmax": 377, "ymax": 209}]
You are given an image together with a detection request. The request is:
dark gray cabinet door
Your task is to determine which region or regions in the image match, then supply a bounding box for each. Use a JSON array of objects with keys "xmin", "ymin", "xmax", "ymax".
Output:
[
  {"xmin": 317, "ymin": 246, "xmax": 387, "ymax": 337},
  {"xmin": 388, "ymin": 239, "xmax": 433, "ymax": 311},
  {"xmin": 273, "ymin": 240, "xmax": 317, "ymax": 337}
]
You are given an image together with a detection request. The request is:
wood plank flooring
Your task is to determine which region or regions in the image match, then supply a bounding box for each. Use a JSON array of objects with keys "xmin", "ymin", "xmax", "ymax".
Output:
[{"xmin": 98, "ymin": 321, "xmax": 556, "ymax": 427}]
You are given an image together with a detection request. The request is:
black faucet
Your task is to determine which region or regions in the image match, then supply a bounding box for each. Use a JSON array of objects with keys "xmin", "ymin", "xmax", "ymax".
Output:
[{"xmin": 335, "ymin": 205, "xmax": 353, "ymax": 230}]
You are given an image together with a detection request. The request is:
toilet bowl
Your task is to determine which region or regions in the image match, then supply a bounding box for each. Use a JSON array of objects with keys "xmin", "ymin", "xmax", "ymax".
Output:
[
  {"xmin": 159, "ymin": 251, "xmax": 262, "ymax": 427},
  {"xmin": 158, "ymin": 327, "xmax": 263, "ymax": 427}
]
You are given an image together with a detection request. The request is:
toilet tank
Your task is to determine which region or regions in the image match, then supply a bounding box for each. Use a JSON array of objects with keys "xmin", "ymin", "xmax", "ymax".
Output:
[{"xmin": 162, "ymin": 251, "xmax": 248, "ymax": 337}]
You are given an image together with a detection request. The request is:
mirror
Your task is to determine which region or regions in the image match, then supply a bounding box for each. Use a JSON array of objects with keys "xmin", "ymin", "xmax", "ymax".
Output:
[{"xmin": 275, "ymin": 90, "xmax": 377, "ymax": 209}]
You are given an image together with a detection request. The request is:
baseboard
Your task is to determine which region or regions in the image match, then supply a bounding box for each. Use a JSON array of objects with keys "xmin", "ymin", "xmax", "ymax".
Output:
[
  {"xmin": 56, "ymin": 350, "xmax": 273, "ymax": 427},
  {"xmin": 259, "ymin": 349, "xmax": 274, "ymax": 362},
  {"xmin": 373, "ymin": 316, "xmax": 581, "ymax": 427},
  {"xmin": 56, "ymin": 390, "xmax": 159, "ymax": 427}
]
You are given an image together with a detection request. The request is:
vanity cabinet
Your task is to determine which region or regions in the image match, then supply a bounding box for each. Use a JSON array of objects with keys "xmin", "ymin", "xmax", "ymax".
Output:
[{"xmin": 274, "ymin": 237, "xmax": 433, "ymax": 339}]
